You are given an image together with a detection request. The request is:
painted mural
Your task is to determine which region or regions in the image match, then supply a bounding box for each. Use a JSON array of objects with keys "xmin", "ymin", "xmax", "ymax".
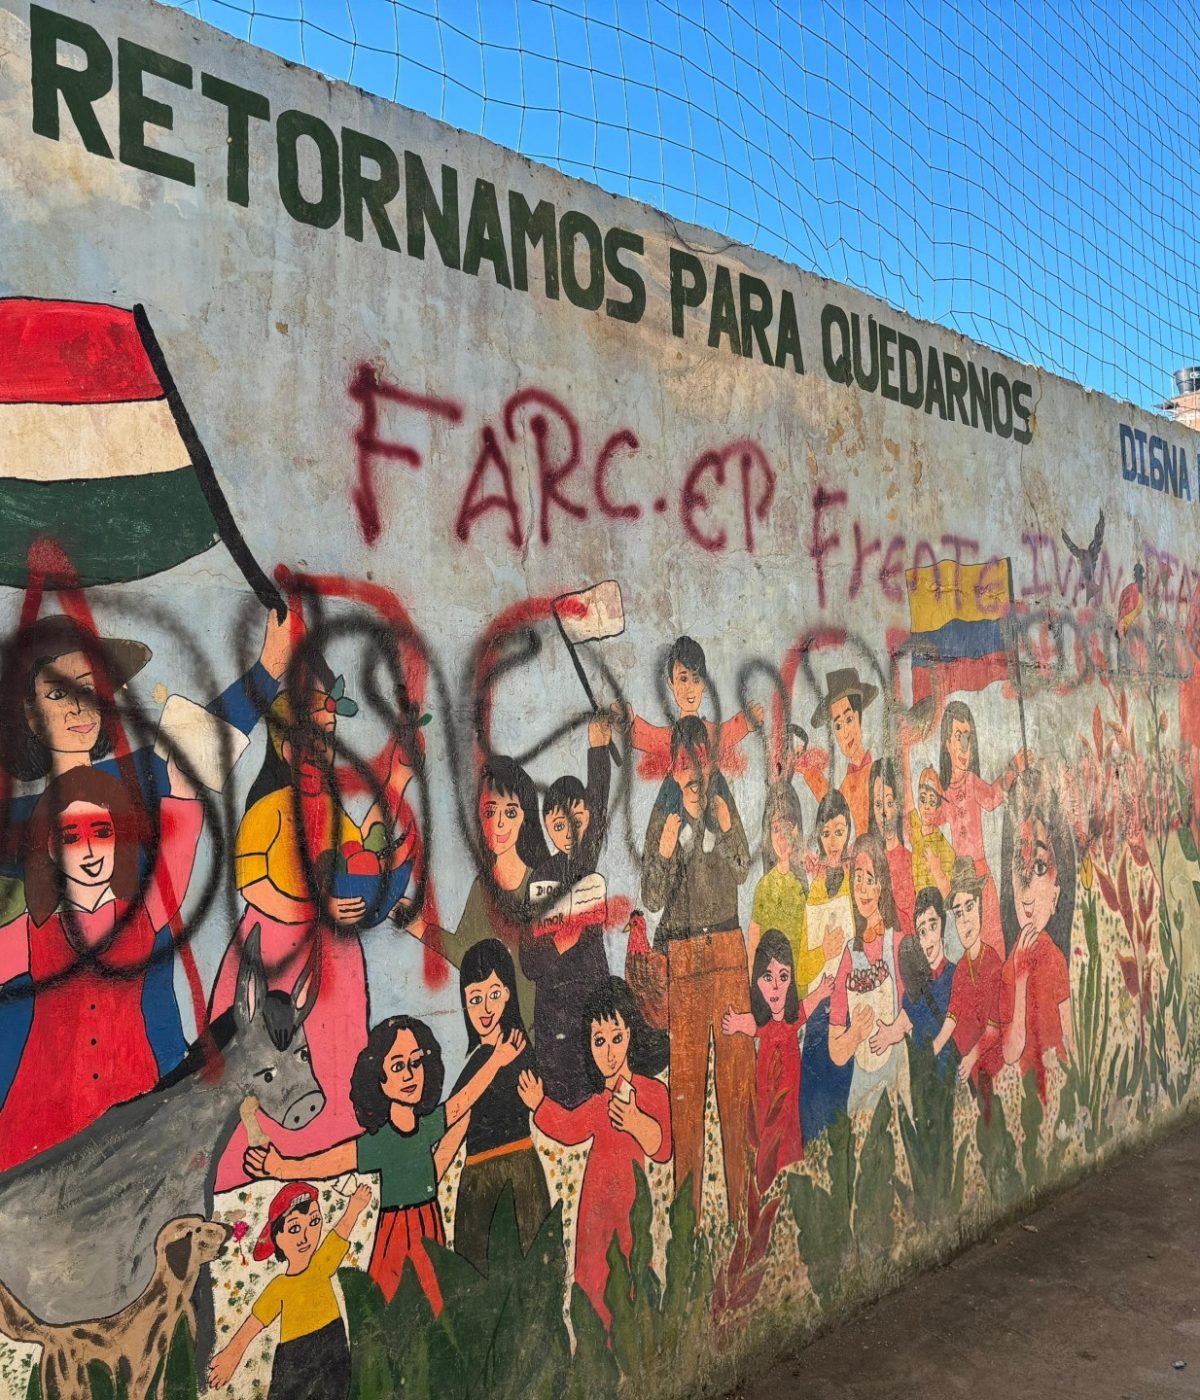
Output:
[{"xmin": 3, "ymin": 2, "xmax": 1200, "ymax": 1398}]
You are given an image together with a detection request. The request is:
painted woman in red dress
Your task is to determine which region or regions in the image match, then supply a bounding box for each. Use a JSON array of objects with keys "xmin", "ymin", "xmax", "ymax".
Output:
[
  {"xmin": 518, "ymin": 977, "xmax": 671, "ymax": 1329},
  {"xmin": 0, "ymin": 757, "xmax": 201, "ymax": 1170},
  {"xmin": 998, "ymin": 770, "xmax": 1076, "ymax": 1102},
  {"xmin": 721, "ymin": 928, "xmax": 833, "ymax": 1191}
]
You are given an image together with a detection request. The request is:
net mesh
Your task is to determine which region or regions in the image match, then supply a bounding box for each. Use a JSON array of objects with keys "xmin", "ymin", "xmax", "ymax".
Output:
[{"xmin": 163, "ymin": 0, "xmax": 1200, "ymax": 412}]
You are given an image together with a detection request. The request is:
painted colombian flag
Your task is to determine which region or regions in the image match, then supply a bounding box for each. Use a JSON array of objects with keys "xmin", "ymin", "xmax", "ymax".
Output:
[
  {"xmin": 906, "ymin": 557, "xmax": 1013, "ymax": 703},
  {"xmin": 0, "ymin": 299, "xmax": 229, "ymax": 588}
]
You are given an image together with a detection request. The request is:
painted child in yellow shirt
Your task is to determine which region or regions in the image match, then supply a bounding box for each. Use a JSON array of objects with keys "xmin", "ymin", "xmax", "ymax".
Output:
[{"xmin": 207, "ymin": 1180, "xmax": 371, "ymax": 1400}]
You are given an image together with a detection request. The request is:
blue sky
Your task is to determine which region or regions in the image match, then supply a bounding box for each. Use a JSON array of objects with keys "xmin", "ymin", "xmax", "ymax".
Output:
[{"xmin": 165, "ymin": 0, "xmax": 1200, "ymax": 413}]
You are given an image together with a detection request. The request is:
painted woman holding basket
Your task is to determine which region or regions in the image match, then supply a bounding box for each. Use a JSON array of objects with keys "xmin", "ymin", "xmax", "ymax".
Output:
[
  {"xmin": 209, "ymin": 670, "xmax": 415, "ymax": 1189},
  {"xmin": 827, "ymin": 833, "xmax": 910, "ymax": 1117}
]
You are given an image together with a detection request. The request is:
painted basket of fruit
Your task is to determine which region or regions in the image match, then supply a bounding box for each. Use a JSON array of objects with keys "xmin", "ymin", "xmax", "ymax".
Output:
[{"xmin": 322, "ymin": 842, "xmax": 411, "ymax": 924}]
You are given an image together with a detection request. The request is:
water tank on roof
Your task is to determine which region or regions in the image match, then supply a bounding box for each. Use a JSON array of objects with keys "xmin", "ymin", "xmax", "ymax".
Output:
[{"xmin": 1174, "ymin": 367, "xmax": 1200, "ymax": 396}]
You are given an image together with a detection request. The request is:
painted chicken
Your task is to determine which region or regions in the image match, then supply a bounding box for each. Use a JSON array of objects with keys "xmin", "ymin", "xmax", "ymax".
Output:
[
  {"xmin": 1116, "ymin": 562, "xmax": 1144, "ymax": 640},
  {"xmin": 623, "ymin": 910, "xmax": 669, "ymax": 1031}
]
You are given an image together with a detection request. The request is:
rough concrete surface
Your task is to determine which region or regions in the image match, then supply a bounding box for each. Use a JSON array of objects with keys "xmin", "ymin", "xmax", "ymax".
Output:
[
  {"xmin": 733, "ymin": 1117, "xmax": 1200, "ymax": 1400},
  {"xmin": 7, "ymin": 2, "xmax": 1200, "ymax": 1396}
]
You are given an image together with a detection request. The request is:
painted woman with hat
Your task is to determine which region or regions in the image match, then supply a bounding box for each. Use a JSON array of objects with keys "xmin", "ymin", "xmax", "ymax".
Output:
[
  {"xmin": 0, "ymin": 750, "xmax": 202, "ymax": 1169},
  {"xmin": 800, "ymin": 668, "xmax": 878, "ymax": 840},
  {"xmin": 0, "ymin": 610, "xmax": 291, "ymax": 809},
  {"xmin": 0, "ymin": 610, "xmax": 292, "ymax": 1092},
  {"xmin": 208, "ymin": 666, "xmax": 417, "ymax": 1191}
]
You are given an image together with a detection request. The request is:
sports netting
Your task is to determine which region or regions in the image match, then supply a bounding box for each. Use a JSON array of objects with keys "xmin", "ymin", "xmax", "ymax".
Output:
[{"xmin": 163, "ymin": 0, "xmax": 1200, "ymax": 413}]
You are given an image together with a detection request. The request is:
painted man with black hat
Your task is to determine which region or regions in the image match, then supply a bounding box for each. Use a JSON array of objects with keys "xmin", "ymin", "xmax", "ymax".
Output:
[{"xmin": 801, "ymin": 666, "xmax": 878, "ymax": 840}]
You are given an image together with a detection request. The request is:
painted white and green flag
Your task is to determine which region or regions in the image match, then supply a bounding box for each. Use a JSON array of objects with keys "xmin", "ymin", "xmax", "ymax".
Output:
[{"xmin": 0, "ymin": 298, "xmax": 278, "ymax": 606}]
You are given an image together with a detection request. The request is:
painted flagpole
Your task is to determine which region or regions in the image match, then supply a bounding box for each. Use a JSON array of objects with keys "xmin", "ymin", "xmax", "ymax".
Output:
[
  {"xmin": 1004, "ymin": 557, "xmax": 1030, "ymax": 757},
  {"xmin": 552, "ymin": 610, "xmax": 623, "ymax": 767},
  {"xmin": 133, "ymin": 305, "xmax": 286, "ymax": 619}
]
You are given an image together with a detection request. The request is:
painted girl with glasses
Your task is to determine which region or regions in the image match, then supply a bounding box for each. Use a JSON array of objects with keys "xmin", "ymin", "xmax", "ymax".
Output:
[{"xmin": 246, "ymin": 1013, "xmax": 526, "ymax": 1312}]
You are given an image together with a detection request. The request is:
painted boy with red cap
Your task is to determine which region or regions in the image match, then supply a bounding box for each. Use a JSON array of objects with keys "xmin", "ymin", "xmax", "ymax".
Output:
[{"xmin": 207, "ymin": 1180, "xmax": 371, "ymax": 1400}]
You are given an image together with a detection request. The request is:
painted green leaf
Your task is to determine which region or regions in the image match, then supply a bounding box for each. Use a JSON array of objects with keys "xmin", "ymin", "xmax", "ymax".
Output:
[{"xmin": 162, "ymin": 1318, "xmax": 197, "ymax": 1400}]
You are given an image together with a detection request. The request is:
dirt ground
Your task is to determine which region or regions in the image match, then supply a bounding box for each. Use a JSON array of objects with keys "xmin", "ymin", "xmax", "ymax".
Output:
[{"xmin": 730, "ymin": 1116, "xmax": 1200, "ymax": 1400}]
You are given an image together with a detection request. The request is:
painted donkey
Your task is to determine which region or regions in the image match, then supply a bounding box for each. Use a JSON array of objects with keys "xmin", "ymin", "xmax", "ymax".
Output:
[{"xmin": 0, "ymin": 926, "xmax": 322, "ymax": 1365}]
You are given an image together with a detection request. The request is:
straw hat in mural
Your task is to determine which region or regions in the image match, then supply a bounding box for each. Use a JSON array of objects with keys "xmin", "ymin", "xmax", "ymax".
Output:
[
  {"xmin": 948, "ymin": 856, "xmax": 986, "ymax": 902},
  {"xmin": 10, "ymin": 615, "xmax": 151, "ymax": 692},
  {"xmin": 809, "ymin": 666, "xmax": 879, "ymax": 728}
]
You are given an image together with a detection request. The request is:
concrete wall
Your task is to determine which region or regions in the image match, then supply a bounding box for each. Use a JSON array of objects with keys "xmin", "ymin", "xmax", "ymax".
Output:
[{"xmin": 1, "ymin": 2, "xmax": 1199, "ymax": 1396}]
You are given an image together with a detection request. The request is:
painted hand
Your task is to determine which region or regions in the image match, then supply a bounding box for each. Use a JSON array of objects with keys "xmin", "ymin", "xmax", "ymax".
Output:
[
  {"xmin": 609, "ymin": 699, "xmax": 634, "ymax": 730},
  {"xmin": 958, "ymin": 1051, "xmax": 978, "ymax": 1085},
  {"xmin": 207, "ymin": 1346, "xmax": 239, "ymax": 1391},
  {"xmin": 1015, "ymin": 923, "xmax": 1039, "ymax": 975},
  {"xmin": 795, "ymin": 745, "xmax": 829, "ymax": 779},
  {"xmin": 260, "ymin": 606, "xmax": 300, "ymax": 681},
  {"xmin": 494, "ymin": 1028, "xmax": 527, "ymax": 1067},
  {"xmin": 900, "ymin": 696, "xmax": 937, "ymax": 744},
  {"xmin": 711, "ymin": 794, "xmax": 732, "ymax": 833},
  {"xmin": 659, "ymin": 812, "xmax": 682, "ymax": 859},
  {"xmin": 851, "ymin": 1004, "xmax": 876, "ymax": 1043},
  {"xmin": 589, "ymin": 714, "xmax": 612, "ymax": 748},
  {"xmin": 822, "ymin": 925, "xmax": 846, "ymax": 963},
  {"xmin": 721, "ymin": 1005, "xmax": 753, "ymax": 1036},
  {"xmin": 868, "ymin": 1019, "xmax": 897, "ymax": 1055},
  {"xmin": 326, "ymin": 895, "xmax": 367, "ymax": 928},
  {"xmin": 166, "ymin": 749, "xmax": 198, "ymax": 800},
  {"xmin": 517, "ymin": 1069, "xmax": 545, "ymax": 1111},
  {"xmin": 608, "ymin": 1088, "xmax": 639, "ymax": 1135},
  {"xmin": 244, "ymin": 1143, "xmax": 283, "ymax": 1180},
  {"xmin": 391, "ymin": 899, "xmax": 426, "ymax": 938},
  {"xmin": 386, "ymin": 736, "xmax": 414, "ymax": 794},
  {"xmin": 349, "ymin": 1183, "xmax": 373, "ymax": 1214}
]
